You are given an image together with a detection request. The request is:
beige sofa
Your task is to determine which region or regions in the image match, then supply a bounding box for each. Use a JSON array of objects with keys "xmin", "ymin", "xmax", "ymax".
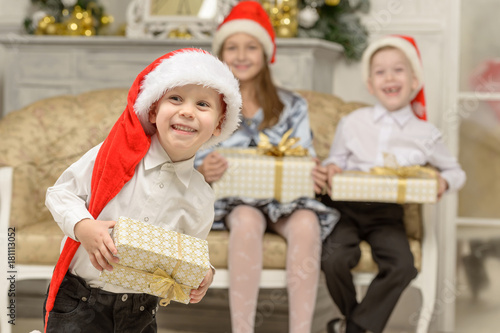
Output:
[{"xmin": 0, "ymin": 88, "xmax": 430, "ymax": 333}]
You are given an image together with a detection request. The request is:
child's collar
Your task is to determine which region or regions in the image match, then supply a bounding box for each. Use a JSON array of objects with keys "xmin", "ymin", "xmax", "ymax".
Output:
[
  {"xmin": 144, "ymin": 134, "xmax": 195, "ymax": 188},
  {"xmin": 373, "ymin": 103, "xmax": 414, "ymax": 127}
]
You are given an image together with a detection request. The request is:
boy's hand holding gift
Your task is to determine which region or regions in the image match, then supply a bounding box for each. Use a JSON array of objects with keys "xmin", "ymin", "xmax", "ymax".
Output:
[
  {"xmin": 437, "ymin": 172, "xmax": 449, "ymax": 200},
  {"xmin": 189, "ymin": 268, "xmax": 214, "ymax": 303},
  {"xmin": 311, "ymin": 161, "xmax": 342, "ymax": 196},
  {"xmin": 74, "ymin": 218, "xmax": 119, "ymax": 272}
]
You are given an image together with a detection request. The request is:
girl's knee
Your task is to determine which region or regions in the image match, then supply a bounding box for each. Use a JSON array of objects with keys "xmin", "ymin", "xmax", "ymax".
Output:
[
  {"xmin": 287, "ymin": 210, "xmax": 320, "ymax": 235},
  {"xmin": 227, "ymin": 205, "xmax": 266, "ymax": 234}
]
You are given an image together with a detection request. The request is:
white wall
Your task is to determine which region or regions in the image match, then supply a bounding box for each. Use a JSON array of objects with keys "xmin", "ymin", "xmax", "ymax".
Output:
[{"xmin": 0, "ymin": 0, "xmax": 29, "ymax": 118}]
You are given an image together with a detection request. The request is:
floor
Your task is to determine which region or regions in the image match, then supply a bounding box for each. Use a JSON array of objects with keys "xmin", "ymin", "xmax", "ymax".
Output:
[{"xmin": 9, "ymin": 254, "xmax": 500, "ymax": 333}]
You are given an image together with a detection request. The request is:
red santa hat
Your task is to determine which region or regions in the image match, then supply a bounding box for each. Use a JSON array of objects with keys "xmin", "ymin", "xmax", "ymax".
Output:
[
  {"xmin": 212, "ymin": 0, "xmax": 276, "ymax": 63},
  {"xmin": 136, "ymin": 48, "xmax": 242, "ymax": 148},
  {"xmin": 361, "ymin": 35, "xmax": 427, "ymax": 120},
  {"xmin": 43, "ymin": 48, "xmax": 241, "ymax": 332}
]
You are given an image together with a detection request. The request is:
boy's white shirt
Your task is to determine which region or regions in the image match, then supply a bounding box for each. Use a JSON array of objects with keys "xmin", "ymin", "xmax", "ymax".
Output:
[
  {"xmin": 323, "ymin": 103, "xmax": 466, "ymax": 192},
  {"xmin": 46, "ymin": 134, "xmax": 215, "ymax": 293}
]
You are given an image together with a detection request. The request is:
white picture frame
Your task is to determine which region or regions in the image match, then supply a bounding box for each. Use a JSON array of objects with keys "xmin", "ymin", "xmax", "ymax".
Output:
[{"xmin": 126, "ymin": 0, "xmax": 236, "ymax": 39}]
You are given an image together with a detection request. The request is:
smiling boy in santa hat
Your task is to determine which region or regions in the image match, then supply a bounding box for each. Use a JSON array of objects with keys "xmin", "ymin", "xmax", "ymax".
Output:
[
  {"xmin": 42, "ymin": 48, "xmax": 241, "ymax": 332},
  {"xmin": 312, "ymin": 35, "xmax": 466, "ymax": 333}
]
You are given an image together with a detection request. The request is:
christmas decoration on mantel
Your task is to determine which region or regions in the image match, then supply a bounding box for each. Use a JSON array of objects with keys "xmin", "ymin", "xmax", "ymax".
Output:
[
  {"xmin": 298, "ymin": 0, "xmax": 370, "ymax": 60},
  {"xmin": 259, "ymin": 0, "xmax": 369, "ymax": 61},
  {"xmin": 24, "ymin": 0, "xmax": 113, "ymax": 36}
]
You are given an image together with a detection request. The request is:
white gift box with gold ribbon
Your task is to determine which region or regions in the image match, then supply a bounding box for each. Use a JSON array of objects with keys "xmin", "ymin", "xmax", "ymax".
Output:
[
  {"xmin": 330, "ymin": 166, "xmax": 438, "ymax": 204},
  {"xmin": 212, "ymin": 148, "xmax": 315, "ymax": 203},
  {"xmin": 99, "ymin": 217, "xmax": 210, "ymax": 305}
]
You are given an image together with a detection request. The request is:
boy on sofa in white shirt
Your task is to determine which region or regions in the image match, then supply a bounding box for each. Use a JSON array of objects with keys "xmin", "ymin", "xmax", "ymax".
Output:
[{"xmin": 312, "ymin": 35, "xmax": 466, "ymax": 333}]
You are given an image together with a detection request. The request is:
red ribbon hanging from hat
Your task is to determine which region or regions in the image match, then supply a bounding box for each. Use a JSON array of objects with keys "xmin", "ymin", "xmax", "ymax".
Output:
[{"xmin": 393, "ymin": 34, "xmax": 427, "ymax": 121}]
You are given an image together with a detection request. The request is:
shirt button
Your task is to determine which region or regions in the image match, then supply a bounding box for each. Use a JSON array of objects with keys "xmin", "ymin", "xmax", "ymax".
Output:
[
  {"xmin": 122, "ymin": 294, "xmax": 128, "ymax": 302},
  {"xmin": 159, "ymin": 183, "xmax": 164, "ymax": 189},
  {"xmin": 144, "ymin": 217, "xmax": 149, "ymax": 222},
  {"xmin": 140, "ymin": 306, "xmax": 145, "ymax": 311},
  {"xmin": 81, "ymin": 297, "xmax": 87, "ymax": 302}
]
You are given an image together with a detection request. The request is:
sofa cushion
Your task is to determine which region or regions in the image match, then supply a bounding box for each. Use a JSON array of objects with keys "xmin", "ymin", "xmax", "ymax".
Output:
[
  {"xmin": 17, "ymin": 221, "xmax": 64, "ymax": 265},
  {"xmin": 0, "ymin": 89, "xmax": 127, "ymax": 231},
  {"xmin": 207, "ymin": 231, "xmax": 287, "ymax": 269},
  {"xmin": 207, "ymin": 231, "xmax": 421, "ymax": 272}
]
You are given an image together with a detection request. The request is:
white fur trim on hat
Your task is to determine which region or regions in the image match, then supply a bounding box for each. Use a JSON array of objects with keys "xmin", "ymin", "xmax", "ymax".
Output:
[
  {"xmin": 212, "ymin": 19, "xmax": 274, "ymax": 63},
  {"xmin": 361, "ymin": 36, "xmax": 424, "ymax": 99},
  {"xmin": 134, "ymin": 49, "xmax": 242, "ymax": 149}
]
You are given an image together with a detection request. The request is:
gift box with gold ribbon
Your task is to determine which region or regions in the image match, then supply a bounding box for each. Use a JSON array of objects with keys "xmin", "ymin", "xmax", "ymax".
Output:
[
  {"xmin": 212, "ymin": 130, "xmax": 315, "ymax": 203},
  {"xmin": 330, "ymin": 166, "xmax": 438, "ymax": 204},
  {"xmin": 99, "ymin": 217, "xmax": 210, "ymax": 306}
]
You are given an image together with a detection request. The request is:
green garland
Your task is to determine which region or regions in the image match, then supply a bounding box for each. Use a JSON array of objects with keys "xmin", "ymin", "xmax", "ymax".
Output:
[{"xmin": 298, "ymin": 0, "xmax": 370, "ymax": 61}]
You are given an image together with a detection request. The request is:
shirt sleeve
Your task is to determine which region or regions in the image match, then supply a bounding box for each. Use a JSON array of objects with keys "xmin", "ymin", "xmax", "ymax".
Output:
[
  {"xmin": 45, "ymin": 145, "xmax": 100, "ymax": 240},
  {"xmin": 427, "ymin": 133, "xmax": 467, "ymax": 192},
  {"xmin": 189, "ymin": 177, "xmax": 215, "ymax": 240},
  {"xmin": 322, "ymin": 117, "xmax": 350, "ymax": 169},
  {"xmin": 286, "ymin": 94, "xmax": 316, "ymax": 157}
]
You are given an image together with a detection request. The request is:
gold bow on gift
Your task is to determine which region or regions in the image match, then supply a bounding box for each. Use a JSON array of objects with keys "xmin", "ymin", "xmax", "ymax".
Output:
[
  {"xmin": 370, "ymin": 165, "xmax": 437, "ymax": 179},
  {"xmin": 257, "ymin": 129, "xmax": 309, "ymax": 157},
  {"xmin": 149, "ymin": 268, "xmax": 191, "ymax": 306},
  {"xmin": 370, "ymin": 165, "xmax": 437, "ymax": 204},
  {"xmin": 254, "ymin": 129, "xmax": 309, "ymax": 201}
]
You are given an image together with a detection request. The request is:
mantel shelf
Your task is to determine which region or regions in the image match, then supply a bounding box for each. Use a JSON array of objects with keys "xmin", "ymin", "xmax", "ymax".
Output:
[
  {"xmin": 0, "ymin": 34, "xmax": 343, "ymax": 52},
  {"xmin": 0, "ymin": 34, "xmax": 343, "ymax": 116}
]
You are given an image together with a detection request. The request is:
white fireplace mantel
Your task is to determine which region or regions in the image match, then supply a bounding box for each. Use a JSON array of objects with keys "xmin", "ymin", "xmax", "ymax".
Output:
[{"xmin": 0, "ymin": 35, "xmax": 343, "ymax": 116}]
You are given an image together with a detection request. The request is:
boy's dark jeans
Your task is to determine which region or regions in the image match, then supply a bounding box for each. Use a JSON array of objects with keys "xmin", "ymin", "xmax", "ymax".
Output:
[
  {"xmin": 319, "ymin": 195, "xmax": 418, "ymax": 333},
  {"xmin": 43, "ymin": 272, "xmax": 159, "ymax": 333}
]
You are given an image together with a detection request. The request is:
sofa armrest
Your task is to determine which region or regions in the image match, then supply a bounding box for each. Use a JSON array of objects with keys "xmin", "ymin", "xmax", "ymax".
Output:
[
  {"xmin": 0, "ymin": 167, "xmax": 13, "ymax": 333},
  {"xmin": 0, "ymin": 166, "xmax": 13, "ymax": 233}
]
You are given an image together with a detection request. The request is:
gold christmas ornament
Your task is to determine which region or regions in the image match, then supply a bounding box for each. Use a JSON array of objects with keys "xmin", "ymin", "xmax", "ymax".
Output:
[
  {"xmin": 325, "ymin": 0, "xmax": 341, "ymax": 6},
  {"xmin": 262, "ymin": 0, "xmax": 299, "ymax": 38},
  {"xmin": 168, "ymin": 27, "xmax": 193, "ymax": 39}
]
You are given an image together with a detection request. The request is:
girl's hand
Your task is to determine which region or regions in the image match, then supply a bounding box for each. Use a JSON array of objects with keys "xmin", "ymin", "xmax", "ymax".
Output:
[
  {"xmin": 437, "ymin": 172, "xmax": 449, "ymax": 200},
  {"xmin": 197, "ymin": 152, "xmax": 228, "ymax": 183},
  {"xmin": 311, "ymin": 158, "xmax": 328, "ymax": 194},
  {"xmin": 74, "ymin": 218, "xmax": 119, "ymax": 272},
  {"xmin": 189, "ymin": 268, "xmax": 214, "ymax": 303},
  {"xmin": 313, "ymin": 164, "xmax": 342, "ymax": 196}
]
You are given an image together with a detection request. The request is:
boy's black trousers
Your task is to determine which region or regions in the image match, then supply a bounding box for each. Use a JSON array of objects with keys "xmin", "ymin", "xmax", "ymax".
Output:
[
  {"xmin": 43, "ymin": 272, "xmax": 159, "ymax": 333},
  {"xmin": 319, "ymin": 196, "xmax": 418, "ymax": 333}
]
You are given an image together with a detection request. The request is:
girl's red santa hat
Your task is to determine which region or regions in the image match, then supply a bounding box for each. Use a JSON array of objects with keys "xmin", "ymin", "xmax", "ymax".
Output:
[
  {"xmin": 212, "ymin": 0, "xmax": 276, "ymax": 63},
  {"xmin": 361, "ymin": 35, "xmax": 427, "ymax": 120},
  {"xmin": 43, "ymin": 48, "xmax": 241, "ymax": 332}
]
